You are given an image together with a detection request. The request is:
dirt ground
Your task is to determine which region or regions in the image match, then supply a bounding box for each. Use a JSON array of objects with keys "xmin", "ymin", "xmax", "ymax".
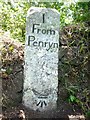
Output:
[
  {"xmin": 2, "ymin": 104, "xmax": 85, "ymax": 119},
  {"xmin": 1, "ymin": 33, "xmax": 89, "ymax": 120}
]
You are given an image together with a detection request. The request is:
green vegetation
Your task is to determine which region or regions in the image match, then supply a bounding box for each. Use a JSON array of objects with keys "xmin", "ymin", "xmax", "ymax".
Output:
[
  {"xmin": 60, "ymin": 24, "xmax": 90, "ymax": 116},
  {"xmin": 0, "ymin": 1, "xmax": 90, "ymax": 41}
]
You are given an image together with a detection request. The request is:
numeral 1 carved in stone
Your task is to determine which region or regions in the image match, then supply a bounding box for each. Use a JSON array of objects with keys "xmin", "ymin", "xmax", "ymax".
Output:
[{"xmin": 43, "ymin": 14, "xmax": 45, "ymax": 23}]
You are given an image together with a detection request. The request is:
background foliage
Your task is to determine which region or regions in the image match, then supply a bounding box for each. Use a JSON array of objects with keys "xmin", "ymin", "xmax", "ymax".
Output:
[{"xmin": 0, "ymin": 1, "xmax": 90, "ymax": 41}]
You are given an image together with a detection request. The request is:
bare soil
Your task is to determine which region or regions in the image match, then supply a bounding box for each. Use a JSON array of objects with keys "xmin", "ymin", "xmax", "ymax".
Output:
[{"xmin": 1, "ymin": 33, "xmax": 89, "ymax": 120}]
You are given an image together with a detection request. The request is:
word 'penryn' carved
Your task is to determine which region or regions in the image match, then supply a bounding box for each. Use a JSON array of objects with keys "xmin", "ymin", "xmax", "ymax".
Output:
[{"xmin": 28, "ymin": 36, "xmax": 59, "ymax": 50}]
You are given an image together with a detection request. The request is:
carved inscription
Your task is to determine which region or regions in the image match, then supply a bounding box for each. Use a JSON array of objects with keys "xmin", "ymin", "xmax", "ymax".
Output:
[
  {"xmin": 28, "ymin": 36, "xmax": 58, "ymax": 50},
  {"xmin": 27, "ymin": 14, "xmax": 58, "ymax": 50},
  {"xmin": 43, "ymin": 14, "xmax": 45, "ymax": 23},
  {"xmin": 32, "ymin": 24, "xmax": 55, "ymax": 35},
  {"xmin": 37, "ymin": 100, "xmax": 47, "ymax": 108}
]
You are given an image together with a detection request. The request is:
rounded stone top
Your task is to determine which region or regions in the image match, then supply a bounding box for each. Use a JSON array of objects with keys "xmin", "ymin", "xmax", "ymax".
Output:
[{"xmin": 27, "ymin": 7, "xmax": 60, "ymax": 17}]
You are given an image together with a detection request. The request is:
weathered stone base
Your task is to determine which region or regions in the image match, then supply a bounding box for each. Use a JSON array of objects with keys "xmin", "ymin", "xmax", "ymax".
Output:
[{"xmin": 23, "ymin": 89, "xmax": 57, "ymax": 111}]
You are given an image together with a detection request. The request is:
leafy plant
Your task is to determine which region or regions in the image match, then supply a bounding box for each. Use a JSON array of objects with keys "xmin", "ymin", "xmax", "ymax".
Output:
[
  {"xmin": 0, "ymin": 1, "xmax": 90, "ymax": 42},
  {"xmin": 68, "ymin": 95, "xmax": 77, "ymax": 103}
]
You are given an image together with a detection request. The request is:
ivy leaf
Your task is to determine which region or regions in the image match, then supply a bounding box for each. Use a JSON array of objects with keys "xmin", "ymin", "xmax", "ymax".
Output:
[
  {"xmin": 69, "ymin": 95, "xmax": 76, "ymax": 102},
  {"xmin": 9, "ymin": 45, "xmax": 14, "ymax": 52},
  {"xmin": 6, "ymin": 68, "xmax": 12, "ymax": 75},
  {"xmin": 86, "ymin": 111, "xmax": 90, "ymax": 118}
]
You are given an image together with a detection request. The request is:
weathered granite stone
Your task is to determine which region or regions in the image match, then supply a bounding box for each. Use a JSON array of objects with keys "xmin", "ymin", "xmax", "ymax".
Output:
[{"xmin": 23, "ymin": 7, "xmax": 60, "ymax": 111}]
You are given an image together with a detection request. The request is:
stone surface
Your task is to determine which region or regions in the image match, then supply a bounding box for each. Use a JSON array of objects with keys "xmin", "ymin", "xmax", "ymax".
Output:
[{"xmin": 23, "ymin": 7, "xmax": 60, "ymax": 111}]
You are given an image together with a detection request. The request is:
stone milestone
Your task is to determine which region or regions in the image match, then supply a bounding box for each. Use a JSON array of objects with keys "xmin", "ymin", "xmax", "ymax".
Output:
[{"xmin": 23, "ymin": 7, "xmax": 60, "ymax": 111}]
